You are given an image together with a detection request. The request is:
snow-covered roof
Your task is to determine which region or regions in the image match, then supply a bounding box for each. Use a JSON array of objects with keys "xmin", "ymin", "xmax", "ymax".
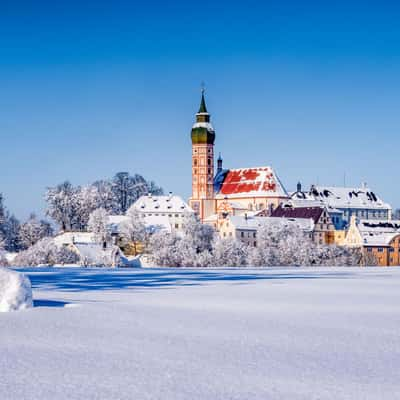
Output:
[
  {"xmin": 355, "ymin": 219, "xmax": 400, "ymax": 246},
  {"xmin": 133, "ymin": 194, "xmax": 193, "ymax": 214},
  {"xmin": 290, "ymin": 192, "xmax": 328, "ymax": 206},
  {"xmin": 358, "ymin": 219, "xmax": 400, "ymax": 234},
  {"xmin": 54, "ymin": 232, "xmax": 94, "ymax": 246},
  {"xmin": 361, "ymin": 232, "xmax": 400, "ymax": 247},
  {"xmin": 228, "ymin": 215, "xmax": 314, "ymax": 232},
  {"xmin": 214, "ymin": 167, "xmax": 288, "ymax": 199},
  {"xmin": 309, "ymin": 186, "xmax": 391, "ymax": 210}
]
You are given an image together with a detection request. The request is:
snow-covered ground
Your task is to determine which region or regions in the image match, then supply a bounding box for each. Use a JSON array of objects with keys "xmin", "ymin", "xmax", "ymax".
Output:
[
  {"xmin": 1, "ymin": 267, "xmax": 400, "ymax": 399},
  {"xmin": 0, "ymin": 268, "xmax": 32, "ymax": 312}
]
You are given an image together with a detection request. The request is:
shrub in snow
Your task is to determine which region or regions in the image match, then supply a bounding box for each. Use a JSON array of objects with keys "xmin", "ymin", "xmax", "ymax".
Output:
[
  {"xmin": 0, "ymin": 268, "xmax": 33, "ymax": 312},
  {"xmin": 12, "ymin": 237, "xmax": 79, "ymax": 267}
]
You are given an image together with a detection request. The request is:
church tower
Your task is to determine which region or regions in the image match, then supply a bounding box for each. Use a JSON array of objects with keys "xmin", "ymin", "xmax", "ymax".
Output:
[{"xmin": 189, "ymin": 90, "xmax": 216, "ymax": 220}]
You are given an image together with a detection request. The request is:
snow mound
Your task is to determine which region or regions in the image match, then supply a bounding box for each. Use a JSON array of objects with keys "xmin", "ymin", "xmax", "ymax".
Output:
[{"xmin": 0, "ymin": 268, "xmax": 33, "ymax": 312}]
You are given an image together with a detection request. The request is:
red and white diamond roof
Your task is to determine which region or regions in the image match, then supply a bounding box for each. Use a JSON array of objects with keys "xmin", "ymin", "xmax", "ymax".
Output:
[{"xmin": 215, "ymin": 167, "xmax": 288, "ymax": 199}]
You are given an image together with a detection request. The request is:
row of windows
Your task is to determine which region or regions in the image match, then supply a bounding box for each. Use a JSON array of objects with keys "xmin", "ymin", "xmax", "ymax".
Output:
[
  {"xmin": 344, "ymin": 209, "xmax": 388, "ymax": 218},
  {"xmin": 367, "ymin": 247, "xmax": 400, "ymax": 253},
  {"xmin": 193, "ymin": 159, "xmax": 213, "ymax": 167},
  {"xmin": 193, "ymin": 148, "xmax": 213, "ymax": 154},
  {"xmin": 240, "ymin": 231, "xmax": 257, "ymax": 238}
]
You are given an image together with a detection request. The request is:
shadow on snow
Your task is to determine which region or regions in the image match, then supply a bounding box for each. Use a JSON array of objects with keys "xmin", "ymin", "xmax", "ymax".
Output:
[
  {"xmin": 33, "ymin": 299, "xmax": 70, "ymax": 308},
  {"xmin": 15, "ymin": 267, "xmax": 364, "ymax": 293}
]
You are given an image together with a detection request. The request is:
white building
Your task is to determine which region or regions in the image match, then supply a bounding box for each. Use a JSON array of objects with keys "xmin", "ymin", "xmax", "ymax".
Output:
[{"xmin": 132, "ymin": 193, "xmax": 194, "ymax": 231}]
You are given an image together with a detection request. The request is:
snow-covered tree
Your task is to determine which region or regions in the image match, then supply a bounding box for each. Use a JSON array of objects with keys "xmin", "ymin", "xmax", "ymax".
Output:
[
  {"xmin": 3, "ymin": 215, "xmax": 21, "ymax": 252},
  {"xmin": 120, "ymin": 207, "xmax": 147, "ymax": 255},
  {"xmin": 92, "ymin": 180, "xmax": 119, "ymax": 213},
  {"xmin": 212, "ymin": 238, "xmax": 248, "ymax": 267},
  {"xmin": 0, "ymin": 232, "xmax": 7, "ymax": 266},
  {"xmin": 45, "ymin": 181, "xmax": 78, "ymax": 231},
  {"xmin": 147, "ymin": 231, "xmax": 181, "ymax": 266},
  {"xmin": 362, "ymin": 249, "xmax": 378, "ymax": 266},
  {"xmin": 88, "ymin": 208, "xmax": 110, "ymax": 244},
  {"xmin": 112, "ymin": 172, "xmax": 163, "ymax": 214},
  {"xmin": 73, "ymin": 185, "xmax": 103, "ymax": 231},
  {"xmin": 181, "ymin": 213, "xmax": 215, "ymax": 254},
  {"xmin": 19, "ymin": 214, "xmax": 53, "ymax": 250},
  {"xmin": 45, "ymin": 174, "xmax": 164, "ymax": 231},
  {"xmin": 147, "ymin": 214, "xmax": 215, "ymax": 267},
  {"xmin": 0, "ymin": 194, "xmax": 22, "ymax": 252}
]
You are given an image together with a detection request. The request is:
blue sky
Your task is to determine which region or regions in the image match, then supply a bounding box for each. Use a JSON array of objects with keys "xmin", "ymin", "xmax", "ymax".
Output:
[{"xmin": 1, "ymin": 0, "xmax": 400, "ymax": 218}]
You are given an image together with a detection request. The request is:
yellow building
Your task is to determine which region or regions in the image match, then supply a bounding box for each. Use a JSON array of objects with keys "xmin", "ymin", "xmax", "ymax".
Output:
[{"xmin": 343, "ymin": 216, "xmax": 400, "ymax": 266}]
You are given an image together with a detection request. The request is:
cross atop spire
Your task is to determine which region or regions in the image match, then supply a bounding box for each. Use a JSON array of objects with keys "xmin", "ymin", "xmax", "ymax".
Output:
[{"xmin": 198, "ymin": 84, "xmax": 208, "ymax": 114}]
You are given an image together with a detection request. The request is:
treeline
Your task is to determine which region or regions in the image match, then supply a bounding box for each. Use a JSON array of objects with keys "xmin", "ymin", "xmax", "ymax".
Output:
[
  {"xmin": 0, "ymin": 194, "xmax": 52, "ymax": 253},
  {"xmin": 45, "ymin": 172, "xmax": 163, "ymax": 232},
  {"xmin": 0, "ymin": 172, "xmax": 163, "ymax": 253}
]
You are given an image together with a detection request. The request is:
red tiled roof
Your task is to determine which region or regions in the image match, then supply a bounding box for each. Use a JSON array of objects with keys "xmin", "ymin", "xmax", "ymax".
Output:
[
  {"xmin": 216, "ymin": 167, "xmax": 287, "ymax": 198},
  {"xmin": 271, "ymin": 205, "xmax": 324, "ymax": 224}
]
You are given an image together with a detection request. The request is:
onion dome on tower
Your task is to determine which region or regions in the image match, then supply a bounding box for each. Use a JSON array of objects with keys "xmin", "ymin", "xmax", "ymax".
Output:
[{"xmin": 191, "ymin": 89, "xmax": 215, "ymax": 145}]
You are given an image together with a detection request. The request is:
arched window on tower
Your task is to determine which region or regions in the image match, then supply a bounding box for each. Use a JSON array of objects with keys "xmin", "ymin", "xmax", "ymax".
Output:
[
  {"xmin": 194, "ymin": 159, "xmax": 198, "ymax": 166},
  {"xmin": 207, "ymin": 158, "xmax": 211, "ymax": 166}
]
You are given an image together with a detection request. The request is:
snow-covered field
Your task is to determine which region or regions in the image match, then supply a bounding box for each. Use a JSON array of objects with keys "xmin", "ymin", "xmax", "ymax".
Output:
[{"xmin": 1, "ymin": 267, "xmax": 400, "ymax": 400}]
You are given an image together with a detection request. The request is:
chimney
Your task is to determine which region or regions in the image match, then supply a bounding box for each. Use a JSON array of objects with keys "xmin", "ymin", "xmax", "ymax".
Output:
[{"xmin": 297, "ymin": 181, "xmax": 302, "ymax": 192}]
